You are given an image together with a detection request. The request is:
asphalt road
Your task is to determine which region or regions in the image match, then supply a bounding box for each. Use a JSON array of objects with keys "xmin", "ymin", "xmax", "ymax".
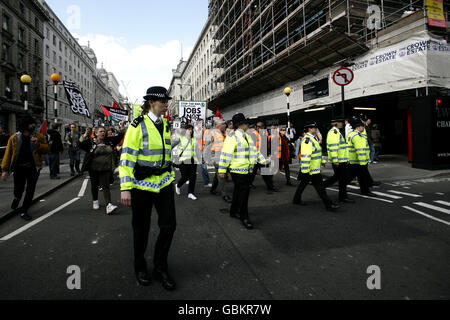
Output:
[{"xmin": 0, "ymin": 168, "xmax": 449, "ymax": 300}]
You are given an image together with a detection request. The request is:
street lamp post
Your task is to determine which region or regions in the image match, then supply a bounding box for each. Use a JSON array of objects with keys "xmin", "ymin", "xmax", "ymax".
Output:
[
  {"xmin": 284, "ymin": 87, "xmax": 292, "ymax": 129},
  {"xmin": 20, "ymin": 75, "xmax": 32, "ymax": 112},
  {"xmin": 51, "ymin": 73, "xmax": 61, "ymax": 123}
]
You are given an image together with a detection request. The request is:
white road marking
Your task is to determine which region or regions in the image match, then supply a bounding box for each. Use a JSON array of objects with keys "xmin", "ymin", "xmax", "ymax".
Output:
[
  {"xmin": 387, "ymin": 190, "xmax": 422, "ymax": 198},
  {"xmin": 403, "ymin": 206, "xmax": 450, "ymax": 227},
  {"xmin": 78, "ymin": 178, "xmax": 89, "ymax": 198},
  {"xmin": 0, "ymin": 198, "xmax": 80, "ymax": 241},
  {"xmin": 371, "ymin": 191, "xmax": 402, "ymax": 199},
  {"xmin": 327, "ymin": 188, "xmax": 394, "ymax": 203},
  {"xmin": 434, "ymin": 200, "xmax": 450, "ymax": 207},
  {"xmin": 414, "ymin": 202, "xmax": 450, "ymax": 216},
  {"xmin": 347, "ymin": 185, "xmax": 359, "ymax": 190},
  {"xmin": 436, "ymin": 193, "xmax": 444, "ymax": 196}
]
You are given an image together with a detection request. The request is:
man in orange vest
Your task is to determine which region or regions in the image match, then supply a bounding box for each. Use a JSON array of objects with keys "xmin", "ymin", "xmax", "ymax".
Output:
[
  {"xmin": 248, "ymin": 121, "xmax": 278, "ymax": 193},
  {"xmin": 207, "ymin": 119, "xmax": 232, "ymax": 203}
]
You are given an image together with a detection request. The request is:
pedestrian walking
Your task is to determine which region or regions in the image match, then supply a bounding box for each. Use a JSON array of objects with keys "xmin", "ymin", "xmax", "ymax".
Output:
[
  {"xmin": 292, "ymin": 122, "xmax": 339, "ymax": 212},
  {"xmin": 0, "ymin": 125, "xmax": 10, "ymax": 160},
  {"xmin": 219, "ymin": 113, "xmax": 268, "ymax": 230},
  {"xmin": 47, "ymin": 122, "xmax": 64, "ymax": 180},
  {"xmin": 346, "ymin": 118, "xmax": 377, "ymax": 197},
  {"xmin": 248, "ymin": 121, "xmax": 278, "ymax": 192},
  {"xmin": 65, "ymin": 123, "xmax": 81, "ymax": 176},
  {"xmin": 1, "ymin": 116, "xmax": 49, "ymax": 221},
  {"xmin": 208, "ymin": 119, "xmax": 232, "ymax": 203},
  {"xmin": 372, "ymin": 124, "xmax": 381, "ymax": 162},
  {"xmin": 323, "ymin": 118, "xmax": 354, "ymax": 203},
  {"xmin": 120, "ymin": 86, "xmax": 177, "ymax": 290},
  {"xmin": 174, "ymin": 124, "xmax": 198, "ymax": 201},
  {"xmin": 80, "ymin": 123, "xmax": 125, "ymax": 214},
  {"xmin": 194, "ymin": 120, "xmax": 212, "ymax": 188},
  {"xmin": 286, "ymin": 123, "xmax": 296, "ymax": 142},
  {"xmin": 278, "ymin": 127, "xmax": 293, "ymax": 186},
  {"xmin": 295, "ymin": 132, "xmax": 305, "ymax": 161}
]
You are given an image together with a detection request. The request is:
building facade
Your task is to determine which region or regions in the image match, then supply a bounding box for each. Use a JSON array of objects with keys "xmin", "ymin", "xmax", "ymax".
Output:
[
  {"xmin": 206, "ymin": 0, "xmax": 450, "ymax": 169},
  {"xmin": 168, "ymin": 59, "xmax": 186, "ymax": 117},
  {"xmin": 0, "ymin": 0, "xmax": 48, "ymax": 134},
  {"xmin": 39, "ymin": 0, "xmax": 95, "ymax": 129}
]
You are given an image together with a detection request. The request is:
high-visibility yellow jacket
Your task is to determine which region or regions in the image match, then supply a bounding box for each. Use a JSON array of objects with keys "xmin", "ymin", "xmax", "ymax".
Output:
[
  {"xmin": 347, "ymin": 129, "xmax": 370, "ymax": 165},
  {"xmin": 119, "ymin": 116, "xmax": 174, "ymax": 193},
  {"xmin": 301, "ymin": 133, "xmax": 324, "ymax": 175},
  {"xmin": 218, "ymin": 129, "xmax": 265, "ymax": 174},
  {"xmin": 179, "ymin": 135, "xmax": 195, "ymax": 163},
  {"xmin": 326, "ymin": 127, "xmax": 349, "ymax": 164}
]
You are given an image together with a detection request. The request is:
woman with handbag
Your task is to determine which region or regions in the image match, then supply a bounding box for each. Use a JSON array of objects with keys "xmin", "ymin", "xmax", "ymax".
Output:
[{"xmin": 80, "ymin": 123, "xmax": 125, "ymax": 214}]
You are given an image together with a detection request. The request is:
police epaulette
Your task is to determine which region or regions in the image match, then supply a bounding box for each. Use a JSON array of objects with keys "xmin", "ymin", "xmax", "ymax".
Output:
[
  {"xmin": 131, "ymin": 115, "xmax": 144, "ymax": 128},
  {"xmin": 305, "ymin": 138, "xmax": 310, "ymax": 144},
  {"xmin": 334, "ymin": 129, "xmax": 338, "ymax": 134}
]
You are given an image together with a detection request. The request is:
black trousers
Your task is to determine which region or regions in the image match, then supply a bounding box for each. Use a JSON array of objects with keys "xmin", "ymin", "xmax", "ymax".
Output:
[
  {"xmin": 249, "ymin": 163, "xmax": 274, "ymax": 190},
  {"xmin": 348, "ymin": 164, "xmax": 371, "ymax": 194},
  {"xmin": 280, "ymin": 161, "xmax": 291, "ymax": 183},
  {"xmin": 177, "ymin": 163, "xmax": 197, "ymax": 194},
  {"xmin": 230, "ymin": 173, "xmax": 251, "ymax": 220},
  {"xmin": 13, "ymin": 166, "xmax": 40, "ymax": 213},
  {"xmin": 293, "ymin": 173, "xmax": 333, "ymax": 208},
  {"xmin": 323, "ymin": 163, "xmax": 349, "ymax": 200},
  {"xmin": 131, "ymin": 185, "xmax": 177, "ymax": 272},
  {"xmin": 89, "ymin": 170, "xmax": 111, "ymax": 204}
]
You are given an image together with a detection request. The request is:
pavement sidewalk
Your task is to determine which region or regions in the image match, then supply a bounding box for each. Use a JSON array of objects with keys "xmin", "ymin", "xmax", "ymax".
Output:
[{"xmin": 0, "ymin": 160, "xmax": 80, "ymax": 224}]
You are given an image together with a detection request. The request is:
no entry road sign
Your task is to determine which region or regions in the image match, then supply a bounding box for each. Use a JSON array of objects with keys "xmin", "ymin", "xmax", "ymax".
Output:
[{"xmin": 333, "ymin": 67, "xmax": 354, "ymax": 86}]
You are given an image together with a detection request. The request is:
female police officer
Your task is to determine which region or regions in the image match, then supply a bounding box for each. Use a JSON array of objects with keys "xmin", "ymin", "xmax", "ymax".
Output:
[{"xmin": 120, "ymin": 86, "xmax": 176, "ymax": 290}]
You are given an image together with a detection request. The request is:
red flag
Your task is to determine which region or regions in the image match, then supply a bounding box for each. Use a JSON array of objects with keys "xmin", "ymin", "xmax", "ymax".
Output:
[
  {"xmin": 164, "ymin": 110, "xmax": 171, "ymax": 120},
  {"xmin": 113, "ymin": 101, "xmax": 120, "ymax": 109},
  {"xmin": 40, "ymin": 121, "xmax": 47, "ymax": 135},
  {"xmin": 215, "ymin": 108, "xmax": 223, "ymax": 119}
]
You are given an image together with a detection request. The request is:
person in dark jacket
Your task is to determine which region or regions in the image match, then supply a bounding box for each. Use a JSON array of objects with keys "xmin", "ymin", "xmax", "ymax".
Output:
[
  {"xmin": 279, "ymin": 127, "xmax": 293, "ymax": 186},
  {"xmin": 47, "ymin": 122, "xmax": 64, "ymax": 180},
  {"xmin": 80, "ymin": 123, "xmax": 125, "ymax": 215}
]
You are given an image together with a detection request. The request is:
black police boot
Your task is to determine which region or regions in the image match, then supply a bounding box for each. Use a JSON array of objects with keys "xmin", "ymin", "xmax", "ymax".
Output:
[
  {"xmin": 326, "ymin": 204, "xmax": 340, "ymax": 212},
  {"xmin": 153, "ymin": 269, "xmax": 176, "ymax": 291}
]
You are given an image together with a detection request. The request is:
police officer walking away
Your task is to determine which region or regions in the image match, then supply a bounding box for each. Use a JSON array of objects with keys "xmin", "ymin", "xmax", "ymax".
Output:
[
  {"xmin": 293, "ymin": 122, "xmax": 339, "ymax": 212},
  {"xmin": 120, "ymin": 86, "xmax": 177, "ymax": 290},
  {"xmin": 323, "ymin": 118, "xmax": 355, "ymax": 203},
  {"xmin": 347, "ymin": 118, "xmax": 377, "ymax": 197},
  {"xmin": 218, "ymin": 113, "xmax": 268, "ymax": 229}
]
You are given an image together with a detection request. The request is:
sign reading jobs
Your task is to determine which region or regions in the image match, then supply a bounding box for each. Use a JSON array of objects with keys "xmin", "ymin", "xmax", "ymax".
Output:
[{"xmin": 179, "ymin": 101, "xmax": 207, "ymax": 123}]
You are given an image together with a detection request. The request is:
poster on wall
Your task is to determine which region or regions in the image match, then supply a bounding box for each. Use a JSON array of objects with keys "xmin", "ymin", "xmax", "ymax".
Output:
[
  {"xmin": 179, "ymin": 101, "xmax": 207, "ymax": 123},
  {"xmin": 426, "ymin": 0, "xmax": 448, "ymax": 28}
]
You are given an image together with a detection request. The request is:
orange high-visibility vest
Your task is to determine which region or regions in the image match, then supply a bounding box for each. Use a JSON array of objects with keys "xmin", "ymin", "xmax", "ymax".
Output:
[
  {"xmin": 255, "ymin": 130, "xmax": 261, "ymax": 152},
  {"xmin": 202, "ymin": 128, "xmax": 211, "ymax": 151},
  {"xmin": 195, "ymin": 128, "xmax": 204, "ymax": 151},
  {"xmin": 211, "ymin": 130, "xmax": 225, "ymax": 152}
]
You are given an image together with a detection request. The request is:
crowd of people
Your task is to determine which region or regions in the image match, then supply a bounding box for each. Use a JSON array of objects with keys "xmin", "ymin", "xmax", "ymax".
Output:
[{"xmin": 0, "ymin": 85, "xmax": 382, "ymax": 291}]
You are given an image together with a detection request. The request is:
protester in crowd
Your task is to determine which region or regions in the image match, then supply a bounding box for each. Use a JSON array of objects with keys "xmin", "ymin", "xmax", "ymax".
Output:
[
  {"xmin": 372, "ymin": 124, "xmax": 381, "ymax": 162},
  {"xmin": 174, "ymin": 124, "xmax": 198, "ymax": 200},
  {"xmin": 226, "ymin": 120, "xmax": 234, "ymax": 136},
  {"xmin": 279, "ymin": 127, "xmax": 293, "ymax": 186},
  {"xmin": 208, "ymin": 119, "xmax": 232, "ymax": 203},
  {"xmin": 1, "ymin": 116, "xmax": 49, "ymax": 221},
  {"xmin": 295, "ymin": 131, "xmax": 305, "ymax": 161},
  {"xmin": 80, "ymin": 122, "xmax": 125, "ymax": 214},
  {"xmin": 345, "ymin": 118, "xmax": 352, "ymax": 140},
  {"xmin": 47, "ymin": 122, "xmax": 64, "ymax": 180},
  {"xmin": 286, "ymin": 122, "xmax": 296, "ymax": 142},
  {"xmin": 0, "ymin": 125, "xmax": 10, "ymax": 160},
  {"xmin": 248, "ymin": 121, "xmax": 278, "ymax": 193},
  {"xmin": 65, "ymin": 123, "xmax": 81, "ymax": 176},
  {"xmin": 194, "ymin": 119, "xmax": 212, "ymax": 188}
]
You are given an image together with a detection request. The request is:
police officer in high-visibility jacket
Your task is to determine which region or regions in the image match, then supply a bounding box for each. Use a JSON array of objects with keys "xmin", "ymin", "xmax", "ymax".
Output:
[
  {"xmin": 323, "ymin": 118, "xmax": 355, "ymax": 203},
  {"xmin": 347, "ymin": 118, "xmax": 377, "ymax": 197},
  {"xmin": 218, "ymin": 113, "xmax": 267, "ymax": 230},
  {"xmin": 292, "ymin": 122, "xmax": 339, "ymax": 212},
  {"xmin": 120, "ymin": 86, "xmax": 177, "ymax": 290}
]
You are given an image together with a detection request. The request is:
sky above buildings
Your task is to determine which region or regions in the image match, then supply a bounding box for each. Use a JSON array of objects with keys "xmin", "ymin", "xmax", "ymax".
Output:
[{"xmin": 46, "ymin": 0, "xmax": 208, "ymax": 104}]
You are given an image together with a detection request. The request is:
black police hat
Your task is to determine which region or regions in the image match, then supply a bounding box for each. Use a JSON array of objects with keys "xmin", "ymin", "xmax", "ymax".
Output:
[
  {"xmin": 232, "ymin": 113, "xmax": 249, "ymax": 128},
  {"xmin": 359, "ymin": 113, "xmax": 368, "ymax": 121},
  {"xmin": 331, "ymin": 118, "xmax": 345, "ymax": 123},
  {"xmin": 143, "ymin": 86, "xmax": 172, "ymax": 101},
  {"xmin": 351, "ymin": 118, "xmax": 365, "ymax": 128},
  {"xmin": 304, "ymin": 121, "xmax": 318, "ymax": 129}
]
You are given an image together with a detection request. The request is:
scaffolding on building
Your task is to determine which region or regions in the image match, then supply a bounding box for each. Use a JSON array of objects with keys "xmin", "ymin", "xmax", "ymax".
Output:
[{"xmin": 207, "ymin": 0, "xmax": 448, "ymax": 109}]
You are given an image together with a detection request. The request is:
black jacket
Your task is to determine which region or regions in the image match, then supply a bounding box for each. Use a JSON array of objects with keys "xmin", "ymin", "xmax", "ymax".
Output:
[{"xmin": 47, "ymin": 129, "xmax": 64, "ymax": 154}]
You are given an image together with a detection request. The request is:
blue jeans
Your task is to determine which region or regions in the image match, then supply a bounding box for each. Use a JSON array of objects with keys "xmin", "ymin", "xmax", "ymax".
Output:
[
  {"xmin": 199, "ymin": 163, "xmax": 210, "ymax": 185},
  {"xmin": 48, "ymin": 153, "xmax": 60, "ymax": 178}
]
